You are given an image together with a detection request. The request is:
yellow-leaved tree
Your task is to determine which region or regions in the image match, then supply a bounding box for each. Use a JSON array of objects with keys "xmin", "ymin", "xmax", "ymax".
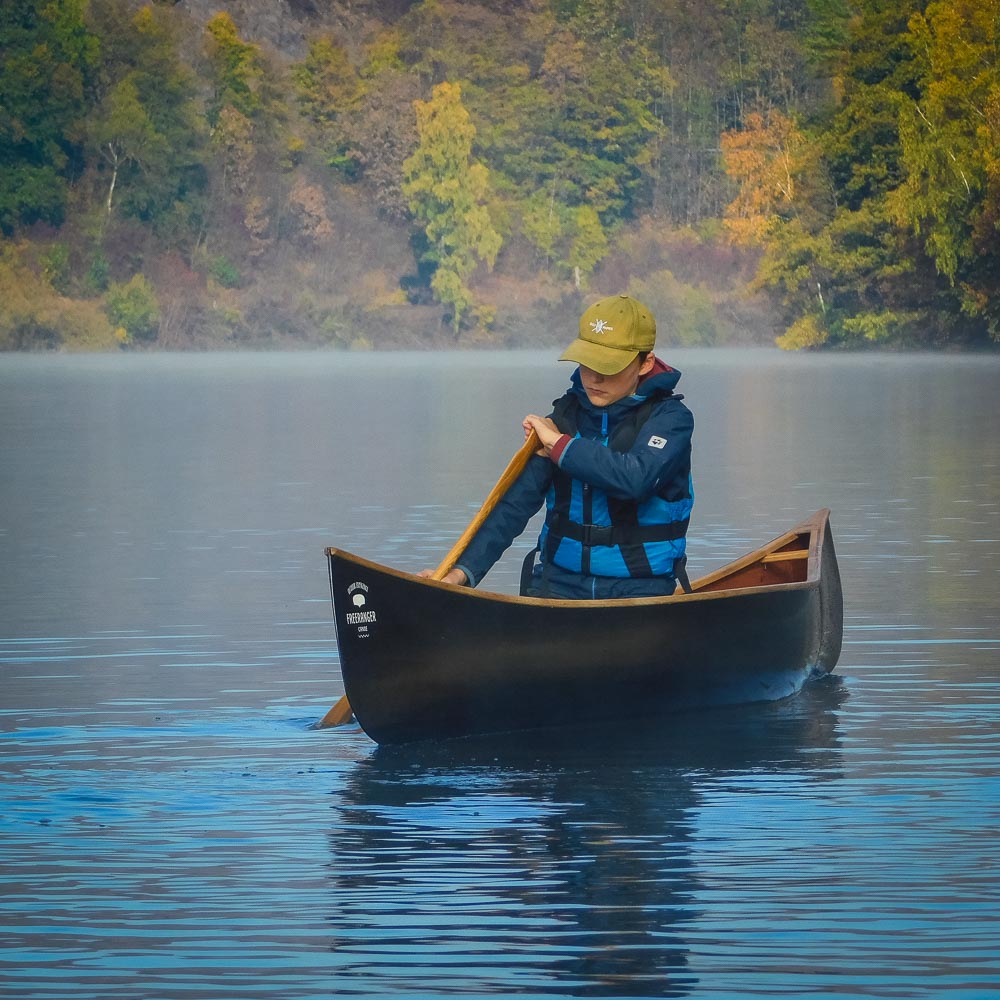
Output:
[
  {"xmin": 402, "ymin": 81, "xmax": 502, "ymax": 334},
  {"xmin": 720, "ymin": 109, "xmax": 807, "ymax": 247}
]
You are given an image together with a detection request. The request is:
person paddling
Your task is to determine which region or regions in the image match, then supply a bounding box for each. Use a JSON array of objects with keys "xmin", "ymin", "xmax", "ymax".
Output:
[{"xmin": 421, "ymin": 293, "xmax": 694, "ymax": 600}]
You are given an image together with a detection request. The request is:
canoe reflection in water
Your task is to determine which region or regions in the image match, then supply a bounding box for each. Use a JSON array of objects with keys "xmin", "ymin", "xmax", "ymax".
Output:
[{"xmin": 325, "ymin": 681, "xmax": 846, "ymax": 997}]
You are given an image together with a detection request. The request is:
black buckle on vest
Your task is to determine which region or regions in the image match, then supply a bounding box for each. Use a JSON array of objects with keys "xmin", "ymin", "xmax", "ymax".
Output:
[{"xmin": 580, "ymin": 523, "xmax": 615, "ymax": 548}]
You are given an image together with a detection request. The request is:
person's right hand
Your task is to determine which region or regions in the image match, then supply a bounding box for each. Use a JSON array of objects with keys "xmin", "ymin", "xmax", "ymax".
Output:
[{"xmin": 523, "ymin": 414, "xmax": 561, "ymax": 456}]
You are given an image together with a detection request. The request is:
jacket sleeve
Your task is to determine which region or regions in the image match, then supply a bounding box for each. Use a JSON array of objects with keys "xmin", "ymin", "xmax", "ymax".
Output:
[
  {"xmin": 555, "ymin": 400, "xmax": 693, "ymax": 501},
  {"xmin": 453, "ymin": 453, "xmax": 552, "ymax": 587}
]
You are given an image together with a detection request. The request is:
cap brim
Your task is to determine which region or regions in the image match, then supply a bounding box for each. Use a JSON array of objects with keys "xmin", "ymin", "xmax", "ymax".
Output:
[{"xmin": 559, "ymin": 338, "xmax": 639, "ymax": 376}]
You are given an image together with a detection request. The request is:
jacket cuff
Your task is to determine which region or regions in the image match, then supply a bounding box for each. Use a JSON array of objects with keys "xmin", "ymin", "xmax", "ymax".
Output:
[
  {"xmin": 453, "ymin": 563, "xmax": 476, "ymax": 587},
  {"xmin": 549, "ymin": 434, "xmax": 573, "ymax": 466}
]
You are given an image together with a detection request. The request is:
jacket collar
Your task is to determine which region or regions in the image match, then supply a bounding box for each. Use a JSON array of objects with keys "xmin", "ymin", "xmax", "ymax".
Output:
[{"xmin": 568, "ymin": 359, "xmax": 683, "ymax": 414}]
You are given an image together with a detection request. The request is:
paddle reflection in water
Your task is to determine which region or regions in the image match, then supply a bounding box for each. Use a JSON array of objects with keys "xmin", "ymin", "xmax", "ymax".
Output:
[{"xmin": 325, "ymin": 680, "xmax": 845, "ymax": 997}]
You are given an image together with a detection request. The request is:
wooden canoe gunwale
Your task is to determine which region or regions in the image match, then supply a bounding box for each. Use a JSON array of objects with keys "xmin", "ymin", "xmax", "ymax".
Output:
[{"xmin": 325, "ymin": 508, "xmax": 832, "ymax": 608}]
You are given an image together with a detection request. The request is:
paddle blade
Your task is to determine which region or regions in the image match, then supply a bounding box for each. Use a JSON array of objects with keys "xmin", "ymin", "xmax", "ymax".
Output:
[{"xmin": 315, "ymin": 694, "xmax": 353, "ymax": 728}]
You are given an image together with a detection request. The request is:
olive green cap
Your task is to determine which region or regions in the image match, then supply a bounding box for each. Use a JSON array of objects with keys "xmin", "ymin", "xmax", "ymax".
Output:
[{"xmin": 559, "ymin": 294, "xmax": 657, "ymax": 375}]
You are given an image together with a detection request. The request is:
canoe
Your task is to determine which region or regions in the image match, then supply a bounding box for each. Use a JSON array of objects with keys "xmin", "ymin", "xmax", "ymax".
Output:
[{"xmin": 325, "ymin": 509, "xmax": 843, "ymax": 746}]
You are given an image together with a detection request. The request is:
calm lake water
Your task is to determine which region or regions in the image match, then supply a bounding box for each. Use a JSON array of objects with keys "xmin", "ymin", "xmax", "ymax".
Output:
[{"xmin": 1, "ymin": 349, "xmax": 998, "ymax": 999}]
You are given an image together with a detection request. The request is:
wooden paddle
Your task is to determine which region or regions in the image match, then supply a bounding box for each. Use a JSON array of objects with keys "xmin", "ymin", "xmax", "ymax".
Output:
[{"xmin": 316, "ymin": 429, "xmax": 542, "ymax": 729}]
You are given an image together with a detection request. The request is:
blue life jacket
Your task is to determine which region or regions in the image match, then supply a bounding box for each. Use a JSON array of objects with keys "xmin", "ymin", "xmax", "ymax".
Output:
[{"xmin": 540, "ymin": 386, "xmax": 693, "ymax": 579}]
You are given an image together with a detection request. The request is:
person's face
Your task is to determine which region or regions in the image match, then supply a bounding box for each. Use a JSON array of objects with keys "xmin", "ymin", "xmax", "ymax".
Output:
[{"xmin": 579, "ymin": 355, "xmax": 655, "ymax": 407}]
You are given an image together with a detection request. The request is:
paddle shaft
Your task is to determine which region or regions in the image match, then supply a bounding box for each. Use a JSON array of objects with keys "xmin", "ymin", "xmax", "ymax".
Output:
[
  {"xmin": 430, "ymin": 428, "xmax": 540, "ymax": 581},
  {"xmin": 317, "ymin": 429, "xmax": 542, "ymax": 729}
]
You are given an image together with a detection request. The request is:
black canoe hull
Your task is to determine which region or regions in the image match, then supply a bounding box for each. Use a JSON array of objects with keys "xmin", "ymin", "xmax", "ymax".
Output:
[{"xmin": 326, "ymin": 510, "xmax": 843, "ymax": 745}]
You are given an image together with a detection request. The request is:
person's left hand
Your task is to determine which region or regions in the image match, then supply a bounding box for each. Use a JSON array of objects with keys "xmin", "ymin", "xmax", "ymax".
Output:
[
  {"xmin": 417, "ymin": 567, "xmax": 467, "ymax": 586},
  {"xmin": 523, "ymin": 414, "xmax": 562, "ymax": 456}
]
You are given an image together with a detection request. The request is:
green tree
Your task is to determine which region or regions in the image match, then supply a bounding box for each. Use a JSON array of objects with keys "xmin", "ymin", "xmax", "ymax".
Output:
[
  {"xmin": 564, "ymin": 205, "xmax": 609, "ymax": 288},
  {"xmin": 802, "ymin": 0, "xmax": 851, "ymax": 76},
  {"xmin": 522, "ymin": 197, "xmax": 608, "ymax": 287},
  {"xmin": 295, "ymin": 35, "xmax": 362, "ymax": 129},
  {"xmin": 83, "ymin": 1, "xmax": 206, "ymax": 230},
  {"xmin": 523, "ymin": 21, "xmax": 670, "ymax": 221},
  {"xmin": 204, "ymin": 12, "xmax": 273, "ymax": 125},
  {"xmin": 820, "ymin": 1, "xmax": 923, "ymax": 210},
  {"xmin": 757, "ymin": 202, "xmax": 925, "ymax": 349},
  {"xmin": 86, "ymin": 76, "xmax": 165, "ymax": 218},
  {"xmin": 105, "ymin": 272, "xmax": 160, "ymax": 342},
  {"xmin": 293, "ymin": 34, "xmax": 364, "ymax": 175},
  {"xmin": 889, "ymin": 0, "xmax": 1000, "ymax": 337},
  {"xmin": 402, "ymin": 81, "xmax": 502, "ymax": 333},
  {"xmin": 202, "ymin": 13, "xmax": 286, "ymax": 260},
  {"xmin": 0, "ymin": 0, "xmax": 98, "ymax": 232}
]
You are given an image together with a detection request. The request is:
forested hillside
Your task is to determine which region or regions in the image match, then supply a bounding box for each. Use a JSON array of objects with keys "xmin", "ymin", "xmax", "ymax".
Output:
[{"xmin": 2, "ymin": 0, "xmax": 997, "ymax": 351}]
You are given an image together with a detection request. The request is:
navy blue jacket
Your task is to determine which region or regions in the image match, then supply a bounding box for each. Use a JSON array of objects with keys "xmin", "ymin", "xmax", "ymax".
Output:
[{"xmin": 456, "ymin": 361, "xmax": 694, "ymax": 599}]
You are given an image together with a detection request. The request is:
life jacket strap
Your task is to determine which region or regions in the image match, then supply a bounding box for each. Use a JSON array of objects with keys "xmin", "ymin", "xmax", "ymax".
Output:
[
  {"xmin": 674, "ymin": 554, "xmax": 693, "ymax": 594},
  {"xmin": 545, "ymin": 512, "xmax": 689, "ymax": 547}
]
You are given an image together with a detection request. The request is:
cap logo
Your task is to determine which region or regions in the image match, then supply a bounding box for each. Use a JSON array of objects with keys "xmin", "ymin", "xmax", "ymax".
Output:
[{"xmin": 590, "ymin": 318, "xmax": 613, "ymax": 335}]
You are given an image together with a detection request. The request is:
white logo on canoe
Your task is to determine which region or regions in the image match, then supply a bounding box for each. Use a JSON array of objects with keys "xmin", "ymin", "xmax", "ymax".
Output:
[
  {"xmin": 346, "ymin": 581, "xmax": 376, "ymax": 629},
  {"xmin": 647, "ymin": 435, "xmax": 668, "ymax": 449}
]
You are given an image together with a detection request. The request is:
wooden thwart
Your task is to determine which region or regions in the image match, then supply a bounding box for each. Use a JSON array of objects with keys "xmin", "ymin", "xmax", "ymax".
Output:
[{"xmin": 762, "ymin": 548, "xmax": 809, "ymax": 563}]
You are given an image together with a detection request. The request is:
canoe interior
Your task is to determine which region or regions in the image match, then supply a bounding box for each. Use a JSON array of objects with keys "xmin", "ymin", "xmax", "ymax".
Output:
[{"xmin": 690, "ymin": 532, "xmax": 812, "ymax": 594}]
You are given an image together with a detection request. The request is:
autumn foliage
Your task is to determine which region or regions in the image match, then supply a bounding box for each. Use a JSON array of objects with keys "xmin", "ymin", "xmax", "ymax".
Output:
[
  {"xmin": 721, "ymin": 0, "xmax": 1000, "ymax": 348},
  {"xmin": 1, "ymin": 0, "xmax": 997, "ymax": 350}
]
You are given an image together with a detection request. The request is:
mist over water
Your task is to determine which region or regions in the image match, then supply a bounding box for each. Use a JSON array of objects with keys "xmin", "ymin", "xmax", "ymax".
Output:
[{"xmin": 2, "ymin": 349, "xmax": 998, "ymax": 999}]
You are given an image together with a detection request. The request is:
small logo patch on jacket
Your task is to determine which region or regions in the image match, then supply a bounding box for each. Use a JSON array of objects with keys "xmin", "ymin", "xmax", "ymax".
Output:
[{"xmin": 647, "ymin": 435, "xmax": 668, "ymax": 449}]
